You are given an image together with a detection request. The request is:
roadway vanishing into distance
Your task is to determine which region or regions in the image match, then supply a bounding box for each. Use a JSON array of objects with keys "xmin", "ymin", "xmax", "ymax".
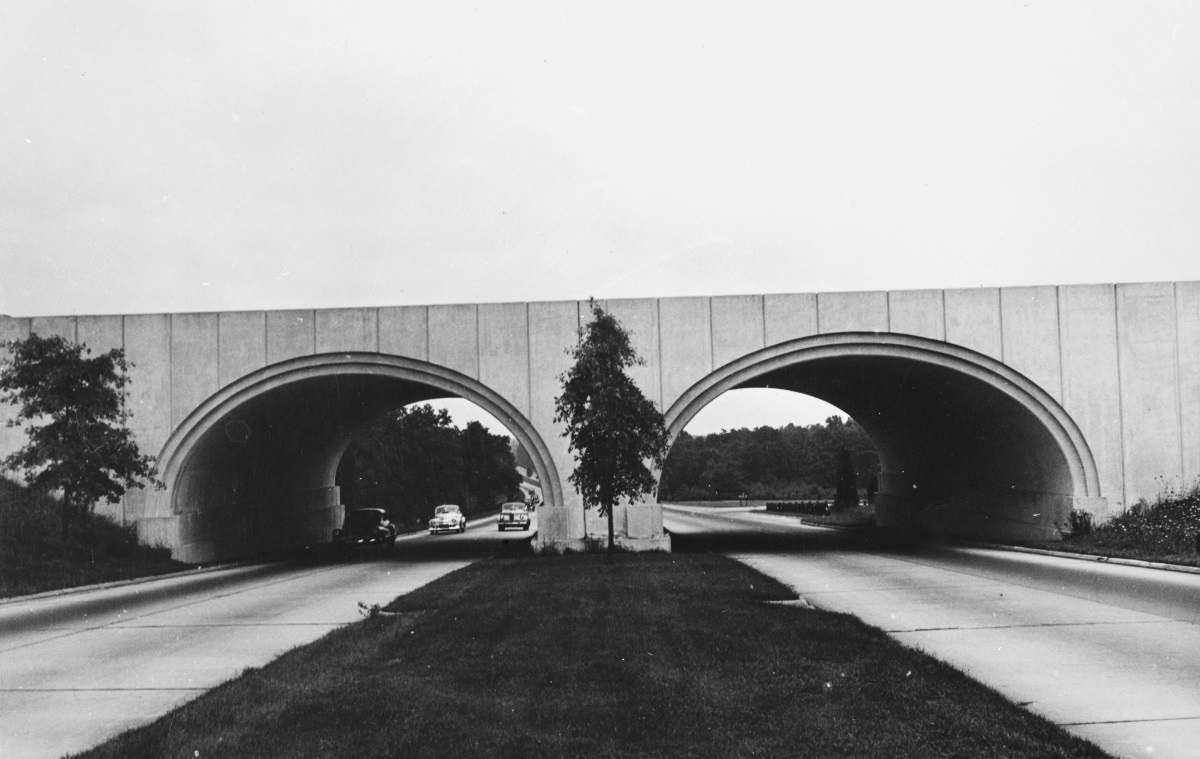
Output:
[
  {"xmin": 4, "ymin": 505, "xmax": 1199, "ymax": 758},
  {"xmin": 0, "ymin": 515, "xmax": 528, "ymax": 759},
  {"xmin": 664, "ymin": 504, "xmax": 1200, "ymax": 759}
]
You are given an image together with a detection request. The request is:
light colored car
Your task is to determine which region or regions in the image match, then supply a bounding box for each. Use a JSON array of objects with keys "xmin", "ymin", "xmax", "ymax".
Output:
[
  {"xmin": 428, "ymin": 504, "xmax": 466, "ymax": 534},
  {"xmin": 497, "ymin": 501, "xmax": 531, "ymax": 531}
]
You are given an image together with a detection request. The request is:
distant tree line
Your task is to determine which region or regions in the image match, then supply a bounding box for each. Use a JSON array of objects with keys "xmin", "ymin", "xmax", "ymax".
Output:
[
  {"xmin": 337, "ymin": 404, "xmax": 522, "ymax": 528},
  {"xmin": 658, "ymin": 416, "xmax": 879, "ymax": 503}
]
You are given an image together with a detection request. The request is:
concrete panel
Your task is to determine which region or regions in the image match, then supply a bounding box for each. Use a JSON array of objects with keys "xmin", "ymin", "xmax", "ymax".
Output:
[
  {"xmin": 315, "ymin": 308, "xmax": 377, "ymax": 354},
  {"xmin": 0, "ymin": 316, "xmax": 31, "ymax": 345},
  {"xmin": 379, "ymin": 306, "xmax": 428, "ymax": 360},
  {"xmin": 712, "ymin": 294, "xmax": 765, "ymax": 369},
  {"xmin": 764, "ymin": 292, "xmax": 817, "ymax": 346},
  {"xmin": 123, "ymin": 314, "xmax": 172, "ymax": 464},
  {"xmin": 1116, "ymin": 282, "xmax": 1182, "ymax": 505},
  {"xmin": 817, "ymin": 291, "xmax": 888, "ymax": 333},
  {"xmin": 945, "ymin": 288, "xmax": 1002, "ymax": 360},
  {"xmin": 1177, "ymin": 282, "xmax": 1200, "ymax": 486},
  {"xmin": 218, "ymin": 312, "xmax": 267, "ymax": 388},
  {"xmin": 0, "ymin": 318, "xmax": 31, "ymax": 471},
  {"xmin": 1000, "ymin": 286, "xmax": 1063, "ymax": 403},
  {"xmin": 428, "ymin": 304, "xmax": 479, "ymax": 380},
  {"xmin": 77, "ymin": 315, "xmax": 124, "ymax": 354},
  {"xmin": 659, "ymin": 297, "xmax": 712, "ymax": 409},
  {"xmin": 30, "ymin": 316, "xmax": 76, "ymax": 341},
  {"xmin": 528, "ymin": 300, "xmax": 584, "ymax": 527},
  {"xmin": 267, "ymin": 310, "xmax": 315, "ymax": 364},
  {"xmin": 604, "ymin": 298, "xmax": 661, "ymax": 408},
  {"xmin": 171, "ymin": 313, "xmax": 219, "ymax": 430},
  {"xmin": 479, "ymin": 302, "xmax": 530, "ymax": 417},
  {"xmin": 1059, "ymin": 284, "xmax": 1124, "ymax": 514},
  {"xmin": 888, "ymin": 289, "xmax": 945, "ymax": 340}
]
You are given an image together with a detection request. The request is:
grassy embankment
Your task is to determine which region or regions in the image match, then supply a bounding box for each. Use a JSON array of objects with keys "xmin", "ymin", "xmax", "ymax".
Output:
[
  {"xmin": 73, "ymin": 552, "xmax": 1109, "ymax": 759},
  {"xmin": 0, "ymin": 478, "xmax": 190, "ymax": 598}
]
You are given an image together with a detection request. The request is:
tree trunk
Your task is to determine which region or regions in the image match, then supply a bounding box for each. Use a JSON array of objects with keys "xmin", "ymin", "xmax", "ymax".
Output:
[
  {"xmin": 606, "ymin": 503, "xmax": 615, "ymax": 561},
  {"xmin": 60, "ymin": 492, "xmax": 71, "ymax": 543}
]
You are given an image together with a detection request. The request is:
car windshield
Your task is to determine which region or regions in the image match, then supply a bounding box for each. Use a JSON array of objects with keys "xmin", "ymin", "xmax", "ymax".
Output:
[
  {"xmin": 502, "ymin": 503, "xmax": 526, "ymax": 513},
  {"xmin": 345, "ymin": 510, "xmax": 381, "ymax": 529},
  {"xmin": 434, "ymin": 505, "xmax": 459, "ymax": 515}
]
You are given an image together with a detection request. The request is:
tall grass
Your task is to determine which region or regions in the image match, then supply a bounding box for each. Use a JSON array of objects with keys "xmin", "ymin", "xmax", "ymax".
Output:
[
  {"xmin": 1063, "ymin": 479, "xmax": 1200, "ymax": 566},
  {"xmin": 0, "ymin": 477, "xmax": 188, "ymax": 598}
]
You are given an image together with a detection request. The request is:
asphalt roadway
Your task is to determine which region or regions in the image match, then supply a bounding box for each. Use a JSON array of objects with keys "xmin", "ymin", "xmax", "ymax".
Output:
[
  {"xmin": 665, "ymin": 504, "xmax": 1200, "ymax": 759},
  {"xmin": 4, "ymin": 506, "xmax": 1198, "ymax": 758},
  {"xmin": 0, "ymin": 514, "xmax": 529, "ymax": 759}
]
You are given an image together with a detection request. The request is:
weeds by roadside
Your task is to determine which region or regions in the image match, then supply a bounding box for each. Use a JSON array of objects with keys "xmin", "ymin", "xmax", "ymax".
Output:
[{"xmin": 0, "ymin": 478, "xmax": 189, "ymax": 598}]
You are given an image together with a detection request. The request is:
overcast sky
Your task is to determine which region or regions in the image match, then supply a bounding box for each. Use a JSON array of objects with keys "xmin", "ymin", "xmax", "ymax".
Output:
[{"xmin": 3, "ymin": 2, "xmax": 1197, "ymax": 433}]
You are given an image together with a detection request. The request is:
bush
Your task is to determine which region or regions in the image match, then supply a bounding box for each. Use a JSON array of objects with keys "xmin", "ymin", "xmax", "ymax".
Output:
[{"xmin": 1087, "ymin": 480, "xmax": 1200, "ymax": 556}]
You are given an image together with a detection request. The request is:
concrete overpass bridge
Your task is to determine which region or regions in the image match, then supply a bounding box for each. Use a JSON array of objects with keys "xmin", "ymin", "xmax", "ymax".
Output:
[{"xmin": 2, "ymin": 282, "xmax": 1197, "ymax": 563}]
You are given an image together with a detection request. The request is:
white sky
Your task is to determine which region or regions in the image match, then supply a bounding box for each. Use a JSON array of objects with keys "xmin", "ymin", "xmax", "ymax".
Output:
[{"xmin": 3, "ymin": 2, "xmax": 1198, "ymax": 434}]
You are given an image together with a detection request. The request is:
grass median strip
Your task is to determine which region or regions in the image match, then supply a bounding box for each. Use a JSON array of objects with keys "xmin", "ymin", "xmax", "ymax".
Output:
[{"xmin": 73, "ymin": 553, "xmax": 1110, "ymax": 758}]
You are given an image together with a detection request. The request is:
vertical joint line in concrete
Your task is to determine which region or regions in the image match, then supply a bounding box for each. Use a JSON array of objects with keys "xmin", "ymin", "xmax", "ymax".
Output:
[
  {"xmin": 526, "ymin": 302, "xmax": 533, "ymax": 420},
  {"xmin": 997, "ymin": 289, "xmax": 1005, "ymax": 364},
  {"xmin": 216, "ymin": 313, "xmax": 222, "ymax": 389},
  {"xmin": 760, "ymin": 294, "xmax": 767, "ymax": 349},
  {"xmin": 169, "ymin": 314, "xmax": 175, "ymax": 431},
  {"xmin": 655, "ymin": 299, "xmax": 664, "ymax": 411},
  {"xmin": 1174, "ymin": 282, "xmax": 1185, "ymax": 485},
  {"xmin": 375, "ymin": 308, "xmax": 381, "ymax": 354},
  {"xmin": 424, "ymin": 306, "xmax": 431, "ymax": 362},
  {"xmin": 475, "ymin": 303, "xmax": 481, "ymax": 380},
  {"xmin": 708, "ymin": 297, "xmax": 715, "ymax": 372},
  {"xmin": 814, "ymin": 293, "xmax": 822, "ymax": 335},
  {"xmin": 885, "ymin": 291, "xmax": 892, "ymax": 333},
  {"xmin": 1112, "ymin": 284, "xmax": 1128, "ymax": 510},
  {"xmin": 940, "ymin": 288, "xmax": 948, "ymax": 342},
  {"xmin": 1055, "ymin": 286, "xmax": 1066, "ymax": 406}
]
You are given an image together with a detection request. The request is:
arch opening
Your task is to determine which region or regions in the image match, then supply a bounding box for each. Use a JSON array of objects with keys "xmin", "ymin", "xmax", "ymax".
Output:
[
  {"xmin": 141, "ymin": 354, "xmax": 561, "ymax": 563},
  {"xmin": 664, "ymin": 333, "xmax": 1103, "ymax": 543}
]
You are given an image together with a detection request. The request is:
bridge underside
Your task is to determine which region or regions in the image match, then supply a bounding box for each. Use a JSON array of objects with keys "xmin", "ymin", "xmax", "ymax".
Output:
[
  {"xmin": 151, "ymin": 376, "xmax": 449, "ymax": 561},
  {"xmin": 731, "ymin": 354, "xmax": 1095, "ymax": 542}
]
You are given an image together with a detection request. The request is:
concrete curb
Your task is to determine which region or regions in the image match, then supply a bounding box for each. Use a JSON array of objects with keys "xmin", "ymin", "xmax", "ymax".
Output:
[{"xmin": 0, "ymin": 559, "xmax": 268, "ymax": 607}]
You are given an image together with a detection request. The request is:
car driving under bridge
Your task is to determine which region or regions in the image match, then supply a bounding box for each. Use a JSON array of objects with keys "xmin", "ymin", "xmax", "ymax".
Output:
[{"xmin": 2, "ymin": 281, "xmax": 1198, "ymax": 563}]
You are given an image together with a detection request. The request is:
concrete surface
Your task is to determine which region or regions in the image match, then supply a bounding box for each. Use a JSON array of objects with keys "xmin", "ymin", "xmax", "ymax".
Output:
[
  {"xmin": 2, "ymin": 282, "xmax": 1198, "ymax": 560},
  {"xmin": 665, "ymin": 504, "xmax": 1200, "ymax": 759},
  {"xmin": 0, "ymin": 557, "xmax": 471, "ymax": 758}
]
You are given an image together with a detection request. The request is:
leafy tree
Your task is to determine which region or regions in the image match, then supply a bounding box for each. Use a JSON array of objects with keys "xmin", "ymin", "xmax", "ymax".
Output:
[
  {"xmin": 834, "ymin": 447, "xmax": 858, "ymax": 510},
  {"xmin": 338, "ymin": 404, "xmax": 521, "ymax": 527},
  {"xmin": 461, "ymin": 420, "xmax": 522, "ymax": 507},
  {"xmin": 554, "ymin": 300, "xmax": 669, "ymax": 555},
  {"xmin": 0, "ymin": 334, "xmax": 159, "ymax": 542}
]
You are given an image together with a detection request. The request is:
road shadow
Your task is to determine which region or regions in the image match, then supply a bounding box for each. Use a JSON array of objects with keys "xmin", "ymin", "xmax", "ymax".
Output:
[{"xmin": 669, "ymin": 525, "xmax": 927, "ymax": 556}]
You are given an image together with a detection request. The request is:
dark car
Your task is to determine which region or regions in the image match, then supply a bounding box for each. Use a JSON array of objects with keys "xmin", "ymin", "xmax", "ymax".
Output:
[
  {"xmin": 497, "ymin": 501, "xmax": 531, "ymax": 531},
  {"xmin": 333, "ymin": 508, "xmax": 398, "ymax": 548}
]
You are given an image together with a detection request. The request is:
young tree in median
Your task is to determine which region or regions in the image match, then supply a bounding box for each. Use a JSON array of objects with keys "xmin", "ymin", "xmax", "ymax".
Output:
[
  {"xmin": 554, "ymin": 300, "xmax": 670, "ymax": 556},
  {"xmin": 0, "ymin": 334, "xmax": 160, "ymax": 542}
]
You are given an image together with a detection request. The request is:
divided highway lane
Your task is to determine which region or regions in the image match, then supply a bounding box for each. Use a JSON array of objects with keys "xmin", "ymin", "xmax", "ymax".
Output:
[
  {"xmin": 664, "ymin": 504, "xmax": 1200, "ymax": 759},
  {"xmin": 0, "ymin": 552, "xmax": 477, "ymax": 758}
]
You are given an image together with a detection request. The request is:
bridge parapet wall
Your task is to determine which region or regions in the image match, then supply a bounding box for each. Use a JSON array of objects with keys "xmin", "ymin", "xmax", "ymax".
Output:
[{"xmin": 1, "ymin": 280, "xmax": 1197, "ymax": 560}]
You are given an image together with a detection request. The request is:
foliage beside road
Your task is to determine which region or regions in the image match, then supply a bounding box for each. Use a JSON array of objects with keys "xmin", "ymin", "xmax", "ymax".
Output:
[
  {"xmin": 75, "ymin": 553, "xmax": 1108, "ymax": 759},
  {"xmin": 1034, "ymin": 482, "xmax": 1200, "ymax": 568},
  {"xmin": 659, "ymin": 416, "xmax": 879, "ymax": 502},
  {"xmin": 337, "ymin": 403, "xmax": 523, "ymax": 528},
  {"xmin": 0, "ymin": 478, "xmax": 188, "ymax": 598}
]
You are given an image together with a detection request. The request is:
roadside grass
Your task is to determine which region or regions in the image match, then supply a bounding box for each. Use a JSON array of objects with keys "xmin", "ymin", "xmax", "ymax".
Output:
[
  {"xmin": 0, "ymin": 478, "xmax": 190, "ymax": 598},
  {"xmin": 74, "ymin": 553, "xmax": 1109, "ymax": 759},
  {"xmin": 1021, "ymin": 482, "xmax": 1200, "ymax": 568}
]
